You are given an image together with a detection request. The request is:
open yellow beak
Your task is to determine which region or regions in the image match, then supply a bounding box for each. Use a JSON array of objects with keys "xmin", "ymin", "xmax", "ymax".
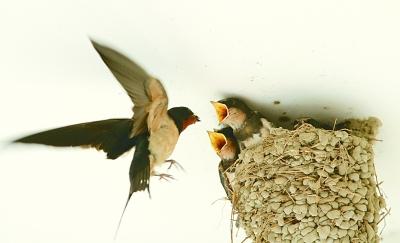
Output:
[
  {"xmin": 210, "ymin": 101, "xmax": 229, "ymax": 124},
  {"xmin": 207, "ymin": 131, "xmax": 227, "ymax": 153}
]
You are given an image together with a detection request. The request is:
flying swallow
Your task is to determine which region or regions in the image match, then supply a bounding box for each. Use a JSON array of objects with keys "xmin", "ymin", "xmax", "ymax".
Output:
[
  {"xmin": 13, "ymin": 40, "xmax": 200, "ymax": 236},
  {"xmin": 211, "ymin": 97, "xmax": 272, "ymax": 148},
  {"xmin": 207, "ymin": 127, "xmax": 240, "ymax": 200}
]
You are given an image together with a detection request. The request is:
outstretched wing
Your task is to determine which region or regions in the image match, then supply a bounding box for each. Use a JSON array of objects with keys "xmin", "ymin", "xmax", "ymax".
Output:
[
  {"xmin": 13, "ymin": 119, "xmax": 135, "ymax": 159},
  {"xmin": 91, "ymin": 40, "xmax": 168, "ymax": 137}
]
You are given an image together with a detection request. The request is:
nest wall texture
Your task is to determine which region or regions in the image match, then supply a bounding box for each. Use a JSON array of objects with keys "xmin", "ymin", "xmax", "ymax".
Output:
[{"xmin": 229, "ymin": 119, "xmax": 387, "ymax": 243}]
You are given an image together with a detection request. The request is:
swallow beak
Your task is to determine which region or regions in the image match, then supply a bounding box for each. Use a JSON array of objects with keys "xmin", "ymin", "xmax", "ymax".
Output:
[
  {"xmin": 207, "ymin": 131, "xmax": 227, "ymax": 154},
  {"xmin": 210, "ymin": 101, "xmax": 229, "ymax": 124},
  {"xmin": 189, "ymin": 114, "xmax": 200, "ymax": 124}
]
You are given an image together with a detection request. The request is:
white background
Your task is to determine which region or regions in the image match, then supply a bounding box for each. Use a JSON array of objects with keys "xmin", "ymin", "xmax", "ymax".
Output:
[{"xmin": 1, "ymin": 0, "xmax": 399, "ymax": 242}]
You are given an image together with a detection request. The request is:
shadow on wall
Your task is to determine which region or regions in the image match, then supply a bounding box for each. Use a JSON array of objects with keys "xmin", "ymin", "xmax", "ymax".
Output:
[{"xmin": 221, "ymin": 91, "xmax": 360, "ymax": 129}]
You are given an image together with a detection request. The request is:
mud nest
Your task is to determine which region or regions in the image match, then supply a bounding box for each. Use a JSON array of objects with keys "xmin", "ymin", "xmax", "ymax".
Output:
[{"xmin": 228, "ymin": 117, "xmax": 388, "ymax": 243}]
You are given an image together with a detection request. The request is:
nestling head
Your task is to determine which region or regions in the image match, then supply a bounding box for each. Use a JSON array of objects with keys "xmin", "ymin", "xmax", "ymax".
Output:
[
  {"xmin": 211, "ymin": 98, "xmax": 249, "ymax": 130},
  {"xmin": 207, "ymin": 127, "xmax": 239, "ymax": 161}
]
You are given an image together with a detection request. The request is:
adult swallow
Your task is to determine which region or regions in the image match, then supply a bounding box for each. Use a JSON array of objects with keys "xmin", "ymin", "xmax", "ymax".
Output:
[
  {"xmin": 207, "ymin": 127, "xmax": 240, "ymax": 200},
  {"xmin": 13, "ymin": 40, "xmax": 200, "ymax": 235},
  {"xmin": 211, "ymin": 97, "xmax": 272, "ymax": 148}
]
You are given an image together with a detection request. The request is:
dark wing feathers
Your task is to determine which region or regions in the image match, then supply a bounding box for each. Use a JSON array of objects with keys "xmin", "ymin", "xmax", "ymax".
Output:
[
  {"xmin": 90, "ymin": 40, "xmax": 151, "ymax": 134},
  {"xmin": 115, "ymin": 133, "xmax": 151, "ymax": 239},
  {"xmin": 90, "ymin": 40, "xmax": 168, "ymax": 137},
  {"xmin": 91, "ymin": 41, "xmax": 150, "ymax": 104},
  {"xmin": 14, "ymin": 119, "xmax": 135, "ymax": 159},
  {"xmin": 129, "ymin": 133, "xmax": 151, "ymax": 194}
]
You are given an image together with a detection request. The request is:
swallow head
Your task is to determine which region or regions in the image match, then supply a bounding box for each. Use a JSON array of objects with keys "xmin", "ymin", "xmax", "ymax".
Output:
[
  {"xmin": 207, "ymin": 127, "xmax": 239, "ymax": 162},
  {"xmin": 211, "ymin": 98, "xmax": 249, "ymax": 130},
  {"xmin": 168, "ymin": 107, "xmax": 200, "ymax": 133}
]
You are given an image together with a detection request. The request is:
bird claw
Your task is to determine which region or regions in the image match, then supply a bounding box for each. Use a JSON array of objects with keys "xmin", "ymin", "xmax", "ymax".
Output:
[
  {"xmin": 165, "ymin": 159, "xmax": 185, "ymax": 171},
  {"xmin": 155, "ymin": 173, "xmax": 175, "ymax": 181}
]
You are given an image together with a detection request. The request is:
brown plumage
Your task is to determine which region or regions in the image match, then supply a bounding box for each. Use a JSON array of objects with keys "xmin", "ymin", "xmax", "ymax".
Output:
[
  {"xmin": 13, "ymin": 39, "xmax": 199, "ymax": 238},
  {"xmin": 211, "ymin": 98, "xmax": 273, "ymax": 149},
  {"xmin": 207, "ymin": 127, "xmax": 240, "ymax": 200}
]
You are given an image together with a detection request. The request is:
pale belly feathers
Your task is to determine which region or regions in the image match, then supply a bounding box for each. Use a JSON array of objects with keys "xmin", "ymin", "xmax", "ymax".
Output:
[{"xmin": 148, "ymin": 116, "xmax": 179, "ymax": 172}]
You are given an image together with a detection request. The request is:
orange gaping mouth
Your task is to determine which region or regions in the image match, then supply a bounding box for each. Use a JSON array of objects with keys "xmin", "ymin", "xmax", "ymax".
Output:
[
  {"xmin": 207, "ymin": 131, "xmax": 227, "ymax": 153},
  {"xmin": 211, "ymin": 101, "xmax": 229, "ymax": 123}
]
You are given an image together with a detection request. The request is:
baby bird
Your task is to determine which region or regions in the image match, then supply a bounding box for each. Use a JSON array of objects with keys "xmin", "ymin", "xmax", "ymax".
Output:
[
  {"xmin": 207, "ymin": 127, "xmax": 240, "ymax": 200},
  {"xmin": 211, "ymin": 97, "xmax": 273, "ymax": 149}
]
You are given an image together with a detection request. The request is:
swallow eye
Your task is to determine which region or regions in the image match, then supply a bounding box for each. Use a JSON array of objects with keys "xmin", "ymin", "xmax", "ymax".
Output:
[
  {"xmin": 211, "ymin": 102, "xmax": 229, "ymax": 123},
  {"xmin": 207, "ymin": 131, "xmax": 227, "ymax": 153}
]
